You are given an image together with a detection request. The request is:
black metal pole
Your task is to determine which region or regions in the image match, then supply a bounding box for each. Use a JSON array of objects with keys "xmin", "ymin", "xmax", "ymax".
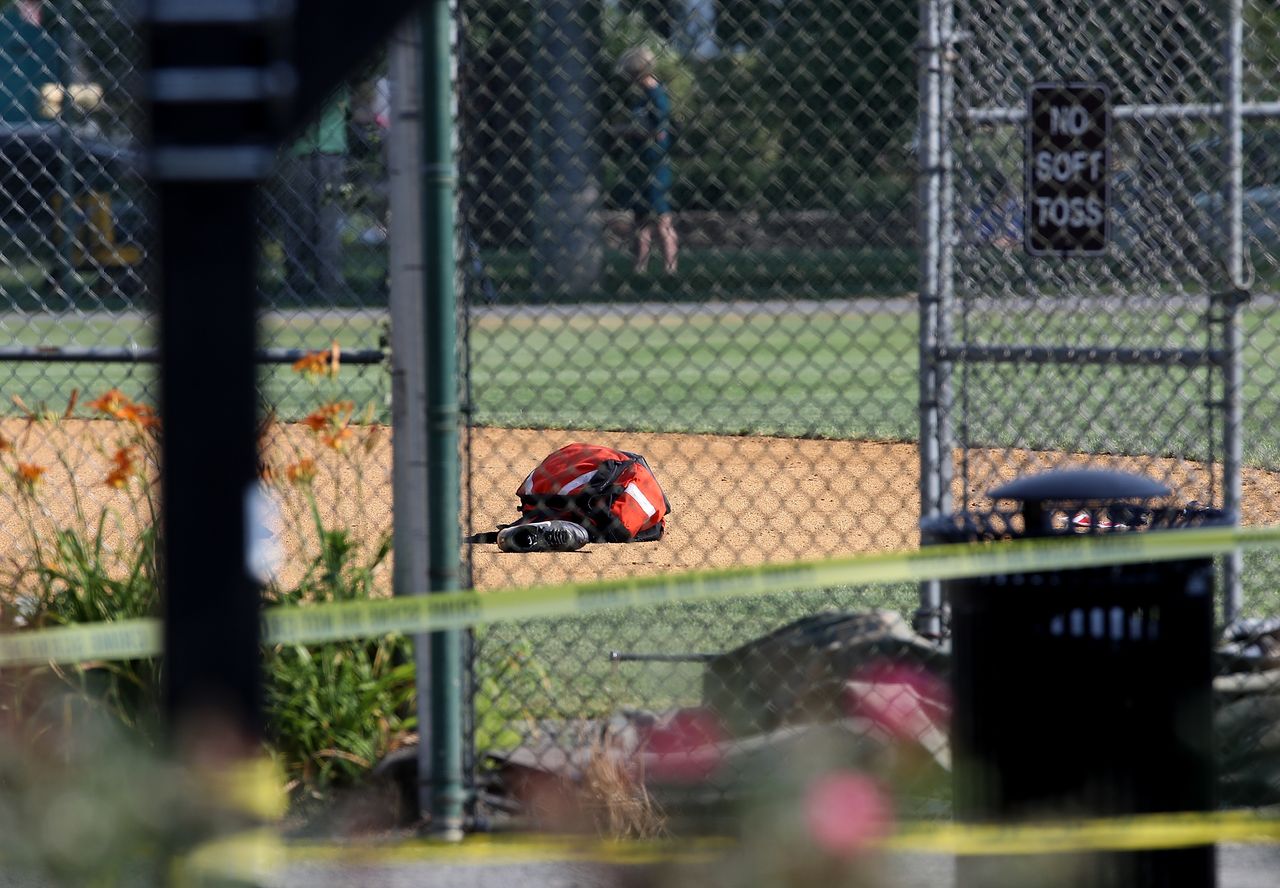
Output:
[
  {"xmin": 157, "ymin": 180, "xmax": 263, "ymax": 742},
  {"xmin": 144, "ymin": 0, "xmax": 290, "ymax": 753},
  {"xmin": 146, "ymin": 0, "xmax": 423, "ymax": 775}
]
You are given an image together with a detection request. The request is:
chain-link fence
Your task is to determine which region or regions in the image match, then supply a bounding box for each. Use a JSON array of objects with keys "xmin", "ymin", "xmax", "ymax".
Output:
[
  {"xmin": 938, "ymin": 1, "xmax": 1254, "ymax": 605},
  {"xmin": 463, "ymin": 0, "xmax": 1280, "ymax": 818},
  {"xmin": 1, "ymin": 0, "xmax": 1279, "ymax": 831},
  {"xmin": 0, "ymin": 0, "xmax": 395, "ymax": 600},
  {"xmin": 461, "ymin": 0, "xmax": 934, "ymax": 814}
]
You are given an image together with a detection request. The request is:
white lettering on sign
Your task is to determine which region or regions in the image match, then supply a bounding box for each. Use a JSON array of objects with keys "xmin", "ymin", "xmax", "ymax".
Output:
[
  {"xmin": 1049, "ymin": 105, "xmax": 1091, "ymax": 136},
  {"xmin": 1033, "ymin": 195, "xmax": 1105, "ymax": 228},
  {"xmin": 1025, "ymin": 82, "xmax": 1109, "ymax": 255},
  {"xmin": 1035, "ymin": 150, "xmax": 1105, "ymax": 183}
]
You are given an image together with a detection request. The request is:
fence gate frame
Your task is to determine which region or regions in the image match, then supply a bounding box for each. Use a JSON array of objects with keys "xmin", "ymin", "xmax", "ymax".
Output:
[{"xmin": 916, "ymin": 0, "xmax": 1272, "ymax": 627}]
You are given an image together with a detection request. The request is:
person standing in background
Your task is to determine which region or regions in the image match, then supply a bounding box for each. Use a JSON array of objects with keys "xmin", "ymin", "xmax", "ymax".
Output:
[{"xmin": 618, "ymin": 46, "xmax": 678, "ymax": 275}]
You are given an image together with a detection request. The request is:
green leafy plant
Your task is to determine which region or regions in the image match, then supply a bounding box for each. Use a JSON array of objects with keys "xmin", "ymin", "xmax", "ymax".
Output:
[
  {"xmin": 0, "ymin": 373, "xmax": 417, "ymax": 800},
  {"xmin": 263, "ymin": 464, "xmax": 414, "ymax": 793},
  {"xmin": 260, "ymin": 368, "xmax": 418, "ymax": 793},
  {"xmin": 0, "ymin": 391, "xmax": 164, "ymax": 739}
]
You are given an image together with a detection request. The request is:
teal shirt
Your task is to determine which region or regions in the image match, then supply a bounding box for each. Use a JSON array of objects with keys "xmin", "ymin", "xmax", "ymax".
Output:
[
  {"xmin": 0, "ymin": 7, "xmax": 59, "ymax": 123},
  {"xmin": 630, "ymin": 82, "xmax": 671, "ymax": 165}
]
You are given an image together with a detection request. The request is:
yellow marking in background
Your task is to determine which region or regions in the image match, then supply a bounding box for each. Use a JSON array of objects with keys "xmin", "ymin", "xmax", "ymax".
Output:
[{"xmin": 2, "ymin": 524, "xmax": 1278, "ymax": 666}]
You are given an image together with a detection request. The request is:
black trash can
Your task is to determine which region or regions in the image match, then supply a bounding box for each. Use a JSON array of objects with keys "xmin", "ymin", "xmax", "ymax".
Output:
[{"xmin": 925, "ymin": 469, "xmax": 1227, "ymax": 888}]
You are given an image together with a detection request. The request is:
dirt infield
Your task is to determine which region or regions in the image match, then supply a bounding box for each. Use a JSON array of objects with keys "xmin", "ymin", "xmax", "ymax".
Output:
[
  {"xmin": 4, "ymin": 419, "xmax": 1279, "ymax": 595},
  {"xmin": 465, "ymin": 428, "xmax": 1280, "ymax": 591}
]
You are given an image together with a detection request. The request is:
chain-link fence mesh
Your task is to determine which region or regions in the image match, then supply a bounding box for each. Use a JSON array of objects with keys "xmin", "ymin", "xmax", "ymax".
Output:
[
  {"xmin": 461, "ymin": 3, "xmax": 929, "ymax": 807},
  {"xmin": 946, "ymin": 1, "xmax": 1230, "ymax": 500},
  {"xmin": 255, "ymin": 61, "xmax": 395, "ymax": 594},
  {"xmin": 1, "ymin": 0, "xmax": 1279, "ymax": 830},
  {"xmin": 0, "ymin": 0, "xmax": 395, "ymax": 601},
  {"xmin": 462, "ymin": 0, "xmax": 1280, "ymax": 818}
]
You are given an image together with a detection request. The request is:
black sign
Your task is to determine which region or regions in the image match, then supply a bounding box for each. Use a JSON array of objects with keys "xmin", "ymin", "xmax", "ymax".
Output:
[{"xmin": 1025, "ymin": 82, "xmax": 1110, "ymax": 256}]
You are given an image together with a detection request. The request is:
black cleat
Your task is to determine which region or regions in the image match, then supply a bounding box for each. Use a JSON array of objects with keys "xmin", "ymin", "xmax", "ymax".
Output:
[{"xmin": 496, "ymin": 520, "xmax": 590, "ymax": 553}]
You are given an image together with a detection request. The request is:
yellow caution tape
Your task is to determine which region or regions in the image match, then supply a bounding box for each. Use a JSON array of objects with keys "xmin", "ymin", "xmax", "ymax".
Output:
[
  {"xmin": 271, "ymin": 810, "xmax": 1280, "ymax": 866},
  {"xmin": 281, "ymin": 833, "xmax": 733, "ymax": 867},
  {"xmin": 171, "ymin": 758, "xmax": 286, "ymax": 886},
  {"xmin": 887, "ymin": 809, "xmax": 1280, "ymax": 855},
  {"xmin": 167, "ymin": 810, "xmax": 1280, "ymax": 883},
  {"xmin": 3, "ymin": 524, "xmax": 1278, "ymax": 667},
  {"xmin": 0, "ymin": 618, "xmax": 160, "ymax": 666}
]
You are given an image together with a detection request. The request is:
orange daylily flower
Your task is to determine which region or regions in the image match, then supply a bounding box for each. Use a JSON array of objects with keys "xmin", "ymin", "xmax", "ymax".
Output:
[
  {"xmin": 104, "ymin": 447, "xmax": 138, "ymax": 489},
  {"xmin": 300, "ymin": 401, "xmax": 354, "ymax": 433},
  {"xmin": 87, "ymin": 389, "xmax": 129, "ymax": 415},
  {"xmin": 300, "ymin": 412, "xmax": 329, "ymax": 433},
  {"xmin": 291, "ymin": 351, "xmax": 328, "ymax": 377},
  {"xmin": 16, "ymin": 462, "xmax": 45, "ymax": 493},
  {"xmin": 285, "ymin": 458, "xmax": 317, "ymax": 486},
  {"xmin": 291, "ymin": 342, "xmax": 342, "ymax": 379},
  {"xmin": 116, "ymin": 402, "xmax": 159, "ymax": 429},
  {"xmin": 87, "ymin": 389, "xmax": 159, "ymax": 428},
  {"xmin": 320, "ymin": 426, "xmax": 354, "ymax": 451}
]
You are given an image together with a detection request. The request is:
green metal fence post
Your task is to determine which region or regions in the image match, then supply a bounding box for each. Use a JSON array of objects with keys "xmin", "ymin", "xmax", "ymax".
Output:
[{"xmin": 423, "ymin": 0, "xmax": 465, "ymax": 839}]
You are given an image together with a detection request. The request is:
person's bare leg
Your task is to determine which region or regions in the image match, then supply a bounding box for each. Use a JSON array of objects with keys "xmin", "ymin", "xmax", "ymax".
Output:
[
  {"xmin": 657, "ymin": 214, "xmax": 678, "ymax": 274},
  {"xmin": 634, "ymin": 220, "xmax": 654, "ymax": 273}
]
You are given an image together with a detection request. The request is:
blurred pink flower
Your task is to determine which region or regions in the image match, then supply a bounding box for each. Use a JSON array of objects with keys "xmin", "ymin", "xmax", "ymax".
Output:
[{"xmin": 804, "ymin": 770, "xmax": 893, "ymax": 857}]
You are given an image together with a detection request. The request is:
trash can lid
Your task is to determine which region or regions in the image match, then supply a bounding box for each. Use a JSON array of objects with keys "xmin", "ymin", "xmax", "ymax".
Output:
[{"xmin": 988, "ymin": 468, "xmax": 1170, "ymax": 503}]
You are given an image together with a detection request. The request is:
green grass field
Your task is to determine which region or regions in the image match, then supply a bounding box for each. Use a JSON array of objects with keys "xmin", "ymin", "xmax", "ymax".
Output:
[
  {"xmin": 469, "ymin": 302, "xmax": 1280, "ymax": 469},
  {"xmin": 0, "ymin": 311, "xmax": 389, "ymax": 421},
  {"xmin": 4, "ymin": 295, "xmax": 1278, "ymax": 469},
  {"xmin": 5, "ymin": 294, "xmax": 1278, "ymax": 491},
  {"xmin": 479, "ymin": 246, "xmax": 918, "ymax": 303}
]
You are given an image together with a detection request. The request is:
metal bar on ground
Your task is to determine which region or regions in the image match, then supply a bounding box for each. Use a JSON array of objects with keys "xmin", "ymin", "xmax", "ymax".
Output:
[{"xmin": 609, "ymin": 651, "xmax": 718, "ymax": 663}]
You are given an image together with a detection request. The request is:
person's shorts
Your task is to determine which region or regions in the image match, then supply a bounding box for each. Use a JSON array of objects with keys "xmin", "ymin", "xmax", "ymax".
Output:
[{"xmin": 632, "ymin": 161, "xmax": 672, "ymax": 219}]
